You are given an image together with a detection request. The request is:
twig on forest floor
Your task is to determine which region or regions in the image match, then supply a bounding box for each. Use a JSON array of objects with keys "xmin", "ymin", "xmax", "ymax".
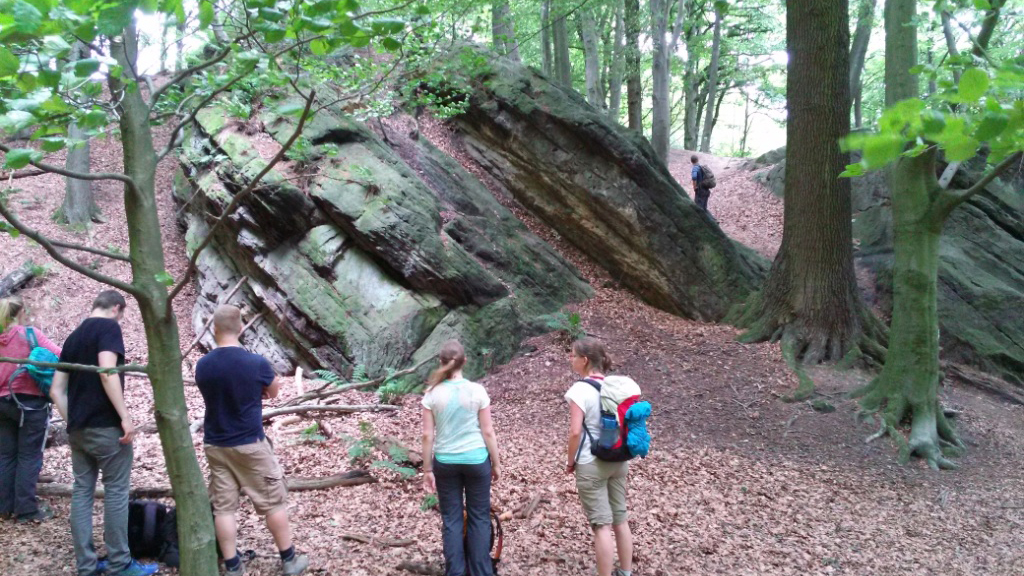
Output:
[{"xmin": 342, "ymin": 534, "xmax": 416, "ymax": 547}]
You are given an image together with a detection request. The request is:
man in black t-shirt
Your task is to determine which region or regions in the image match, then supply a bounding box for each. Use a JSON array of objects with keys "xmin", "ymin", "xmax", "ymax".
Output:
[
  {"xmin": 195, "ymin": 305, "xmax": 308, "ymax": 576},
  {"xmin": 50, "ymin": 291, "xmax": 157, "ymax": 576}
]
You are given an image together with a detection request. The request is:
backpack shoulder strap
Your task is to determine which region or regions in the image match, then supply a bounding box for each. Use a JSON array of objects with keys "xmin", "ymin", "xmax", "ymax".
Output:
[
  {"xmin": 24, "ymin": 327, "xmax": 38, "ymax": 349},
  {"xmin": 581, "ymin": 378, "xmax": 602, "ymax": 392}
]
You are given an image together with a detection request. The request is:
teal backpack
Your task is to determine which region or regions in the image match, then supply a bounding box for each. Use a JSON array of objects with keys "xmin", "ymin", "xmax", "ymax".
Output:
[{"xmin": 7, "ymin": 327, "xmax": 59, "ymax": 401}]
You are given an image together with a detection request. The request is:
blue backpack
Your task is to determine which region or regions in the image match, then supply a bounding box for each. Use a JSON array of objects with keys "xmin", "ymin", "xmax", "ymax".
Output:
[{"xmin": 7, "ymin": 327, "xmax": 59, "ymax": 400}]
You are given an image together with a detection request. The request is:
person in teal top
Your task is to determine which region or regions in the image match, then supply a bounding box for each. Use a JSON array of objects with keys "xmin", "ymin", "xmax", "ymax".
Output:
[{"xmin": 421, "ymin": 340, "xmax": 501, "ymax": 576}]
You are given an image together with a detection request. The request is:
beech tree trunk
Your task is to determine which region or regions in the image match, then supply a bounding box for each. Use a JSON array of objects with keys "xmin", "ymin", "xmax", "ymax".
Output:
[
  {"xmin": 624, "ymin": 0, "xmax": 643, "ymax": 131},
  {"xmin": 683, "ymin": 30, "xmax": 700, "ymax": 150},
  {"xmin": 581, "ymin": 7, "xmax": 604, "ymax": 109},
  {"xmin": 732, "ymin": 0, "xmax": 881, "ymax": 374},
  {"xmin": 492, "ymin": 1, "xmax": 521, "ymax": 63},
  {"xmin": 699, "ymin": 7, "xmax": 723, "ymax": 153},
  {"xmin": 849, "ymin": 0, "xmax": 875, "ymax": 128},
  {"xmin": 851, "ymin": 0, "xmax": 1013, "ymax": 470},
  {"xmin": 110, "ymin": 26, "xmax": 219, "ymax": 575},
  {"xmin": 541, "ymin": 1, "xmax": 553, "ymax": 76},
  {"xmin": 56, "ymin": 41, "xmax": 101, "ymax": 226},
  {"xmin": 607, "ymin": 3, "xmax": 625, "ymax": 121},
  {"xmin": 553, "ymin": 7, "xmax": 573, "ymax": 87},
  {"xmin": 650, "ymin": 0, "xmax": 670, "ymax": 161}
]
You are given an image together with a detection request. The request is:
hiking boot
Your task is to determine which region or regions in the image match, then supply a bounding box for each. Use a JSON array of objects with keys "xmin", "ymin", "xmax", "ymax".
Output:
[
  {"xmin": 16, "ymin": 501, "xmax": 54, "ymax": 523},
  {"xmin": 224, "ymin": 563, "xmax": 244, "ymax": 576},
  {"xmin": 108, "ymin": 559, "xmax": 159, "ymax": 576},
  {"xmin": 282, "ymin": 553, "xmax": 309, "ymax": 576}
]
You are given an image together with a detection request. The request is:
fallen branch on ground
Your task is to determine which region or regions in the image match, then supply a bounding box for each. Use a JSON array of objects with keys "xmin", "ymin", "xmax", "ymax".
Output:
[
  {"xmin": 262, "ymin": 404, "xmax": 401, "ymax": 421},
  {"xmin": 36, "ymin": 470, "xmax": 375, "ymax": 498},
  {"xmin": 515, "ymin": 493, "xmax": 544, "ymax": 519},
  {"xmin": 342, "ymin": 534, "xmax": 416, "ymax": 547},
  {"xmin": 397, "ymin": 561, "xmax": 444, "ymax": 576},
  {"xmin": 283, "ymin": 355, "xmax": 435, "ymax": 407},
  {"xmin": 0, "ymin": 262, "xmax": 35, "ymax": 298}
]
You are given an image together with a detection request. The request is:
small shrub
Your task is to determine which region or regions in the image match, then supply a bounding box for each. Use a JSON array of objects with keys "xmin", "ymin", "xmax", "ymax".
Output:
[{"xmin": 546, "ymin": 310, "xmax": 586, "ymax": 343}]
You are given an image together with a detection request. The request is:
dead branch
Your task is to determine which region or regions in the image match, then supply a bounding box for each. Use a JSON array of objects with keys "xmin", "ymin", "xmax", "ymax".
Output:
[
  {"xmin": 284, "ymin": 355, "xmax": 436, "ymax": 407},
  {"xmin": 0, "ymin": 262, "xmax": 35, "ymax": 298},
  {"xmin": 37, "ymin": 470, "xmax": 375, "ymax": 498},
  {"xmin": 397, "ymin": 561, "xmax": 444, "ymax": 576},
  {"xmin": 516, "ymin": 493, "xmax": 544, "ymax": 519},
  {"xmin": 944, "ymin": 362, "xmax": 1024, "ymax": 406},
  {"xmin": 183, "ymin": 275, "xmax": 249, "ymax": 356},
  {"xmin": 342, "ymin": 534, "xmax": 416, "ymax": 547},
  {"xmin": 262, "ymin": 404, "xmax": 400, "ymax": 422}
]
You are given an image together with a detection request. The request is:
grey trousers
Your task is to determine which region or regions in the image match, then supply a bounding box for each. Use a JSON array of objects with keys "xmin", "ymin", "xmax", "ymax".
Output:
[
  {"xmin": 434, "ymin": 457, "xmax": 493, "ymax": 576},
  {"xmin": 69, "ymin": 427, "xmax": 133, "ymax": 576},
  {"xmin": 0, "ymin": 394, "xmax": 49, "ymax": 517}
]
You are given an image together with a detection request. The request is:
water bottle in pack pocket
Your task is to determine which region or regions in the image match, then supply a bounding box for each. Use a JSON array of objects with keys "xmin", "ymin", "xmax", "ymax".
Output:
[{"xmin": 598, "ymin": 413, "xmax": 619, "ymax": 449}]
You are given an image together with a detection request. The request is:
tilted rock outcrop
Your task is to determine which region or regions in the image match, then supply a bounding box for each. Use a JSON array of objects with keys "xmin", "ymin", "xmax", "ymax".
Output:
[
  {"xmin": 174, "ymin": 97, "xmax": 592, "ymax": 378},
  {"xmin": 442, "ymin": 49, "xmax": 767, "ymax": 321}
]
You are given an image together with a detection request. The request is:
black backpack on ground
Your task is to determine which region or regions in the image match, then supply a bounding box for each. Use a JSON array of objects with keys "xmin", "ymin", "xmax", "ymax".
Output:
[
  {"xmin": 464, "ymin": 509, "xmax": 503, "ymax": 575},
  {"xmin": 127, "ymin": 500, "xmax": 180, "ymax": 568}
]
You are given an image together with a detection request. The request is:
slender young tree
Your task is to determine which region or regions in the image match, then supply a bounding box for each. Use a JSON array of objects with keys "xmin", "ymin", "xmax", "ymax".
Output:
[
  {"xmin": 553, "ymin": 4, "xmax": 574, "ymax": 87},
  {"xmin": 849, "ymin": 0, "xmax": 876, "ymax": 128},
  {"xmin": 581, "ymin": 7, "xmax": 604, "ymax": 109},
  {"xmin": 650, "ymin": 0, "xmax": 671, "ymax": 160},
  {"xmin": 731, "ymin": 0, "xmax": 884, "ymax": 378},
  {"xmin": 608, "ymin": 2, "xmax": 626, "ymax": 121},
  {"xmin": 699, "ymin": 4, "xmax": 723, "ymax": 152},
  {"xmin": 492, "ymin": 1, "xmax": 522, "ymax": 62},
  {"xmin": 54, "ymin": 41, "xmax": 101, "ymax": 226},
  {"xmin": 849, "ymin": 0, "xmax": 1020, "ymax": 469},
  {"xmin": 542, "ymin": 1, "xmax": 554, "ymax": 76},
  {"xmin": 624, "ymin": 0, "xmax": 644, "ymax": 131}
]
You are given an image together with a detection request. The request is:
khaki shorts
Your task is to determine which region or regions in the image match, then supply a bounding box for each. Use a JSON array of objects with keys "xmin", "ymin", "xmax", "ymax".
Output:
[
  {"xmin": 205, "ymin": 438, "xmax": 288, "ymax": 516},
  {"xmin": 574, "ymin": 460, "xmax": 629, "ymax": 527}
]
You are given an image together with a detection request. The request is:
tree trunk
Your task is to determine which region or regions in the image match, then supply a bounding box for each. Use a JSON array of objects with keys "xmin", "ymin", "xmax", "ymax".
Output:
[
  {"xmin": 973, "ymin": 0, "xmax": 1004, "ymax": 58},
  {"xmin": 581, "ymin": 7, "xmax": 604, "ymax": 109},
  {"xmin": 55, "ymin": 42, "xmax": 101, "ymax": 226},
  {"xmin": 623, "ymin": 0, "xmax": 643, "ymax": 131},
  {"xmin": 683, "ymin": 48, "xmax": 699, "ymax": 150},
  {"xmin": 175, "ymin": 14, "xmax": 186, "ymax": 71},
  {"xmin": 699, "ymin": 7, "xmax": 723, "ymax": 153},
  {"xmin": 541, "ymin": 1, "xmax": 553, "ymax": 76},
  {"xmin": 849, "ymin": 0, "xmax": 876, "ymax": 128},
  {"xmin": 553, "ymin": 8, "xmax": 573, "ymax": 87},
  {"xmin": 650, "ymin": 0, "xmax": 670, "ymax": 161},
  {"xmin": 732, "ymin": 0, "xmax": 882, "ymax": 373},
  {"xmin": 109, "ymin": 25, "xmax": 219, "ymax": 575},
  {"xmin": 492, "ymin": 1, "xmax": 521, "ymax": 63},
  {"xmin": 884, "ymin": 0, "xmax": 916, "ymax": 107},
  {"xmin": 608, "ymin": 3, "xmax": 625, "ymax": 122},
  {"xmin": 853, "ymin": 150, "xmax": 961, "ymax": 469},
  {"xmin": 0, "ymin": 262, "xmax": 34, "ymax": 298}
]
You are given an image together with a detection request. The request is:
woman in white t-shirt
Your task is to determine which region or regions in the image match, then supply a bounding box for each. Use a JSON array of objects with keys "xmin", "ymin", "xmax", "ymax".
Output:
[
  {"xmin": 565, "ymin": 337, "xmax": 634, "ymax": 576},
  {"xmin": 421, "ymin": 339, "xmax": 501, "ymax": 576}
]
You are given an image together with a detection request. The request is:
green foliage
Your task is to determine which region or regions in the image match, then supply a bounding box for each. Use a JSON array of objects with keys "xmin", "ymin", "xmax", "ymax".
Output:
[
  {"xmin": 545, "ymin": 309, "xmax": 586, "ymax": 342},
  {"xmin": 378, "ymin": 369, "xmax": 421, "ymax": 404},
  {"xmin": 299, "ymin": 422, "xmax": 327, "ymax": 443},
  {"xmin": 842, "ymin": 4, "xmax": 1023, "ymax": 174},
  {"xmin": 218, "ymin": 96, "xmax": 252, "ymax": 120},
  {"xmin": 343, "ymin": 420, "xmax": 416, "ymax": 480},
  {"xmin": 420, "ymin": 493, "xmax": 439, "ymax": 511}
]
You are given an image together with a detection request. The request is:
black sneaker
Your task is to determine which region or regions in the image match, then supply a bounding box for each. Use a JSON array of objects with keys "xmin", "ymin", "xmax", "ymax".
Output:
[{"xmin": 16, "ymin": 501, "xmax": 54, "ymax": 523}]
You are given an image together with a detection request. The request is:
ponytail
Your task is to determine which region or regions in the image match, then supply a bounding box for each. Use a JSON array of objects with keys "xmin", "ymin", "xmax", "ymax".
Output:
[
  {"xmin": 425, "ymin": 339, "xmax": 467, "ymax": 391},
  {"xmin": 0, "ymin": 296, "xmax": 24, "ymax": 334},
  {"xmin": 572, "ymin": 337, "xmax": 612, "ymax": 373}
]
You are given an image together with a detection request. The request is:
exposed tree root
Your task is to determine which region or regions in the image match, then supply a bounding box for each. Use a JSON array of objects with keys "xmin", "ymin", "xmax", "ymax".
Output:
[{"xmin": 853, "ymin": 375, "xmax": 964, "ymax": 470}]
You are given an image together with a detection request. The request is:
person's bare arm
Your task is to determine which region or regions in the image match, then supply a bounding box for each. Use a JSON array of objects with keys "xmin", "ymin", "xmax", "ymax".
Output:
[
  {"xmin": 98, "ymin": 351, "xmax": 134, "ymax": 444},
  {"xmin": 263, "ymin": 376, "xmax": 283, "ymax": 399},
  {"xmin": 421, "ymin": 407, "xmax": 436, "ymax": 492},
  {"xmin": 566, "ymin": 401, "xmax": 585, "ymax": 473},
  {"xmin": 49, "ymin": 371, "xmax": 69, "ymax": 422},
  {"xmin": 478, "ymin": 407, "xmax": 501, "ymax": 482}
]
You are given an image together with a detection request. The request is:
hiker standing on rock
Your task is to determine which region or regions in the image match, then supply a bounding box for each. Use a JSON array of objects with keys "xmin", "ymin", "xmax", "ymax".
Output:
[
  {"xmin": 421, "ymin": 339, "xmax": 501, "ymax": 576},
  {"xmin": 690, "ymin": 154, "xmax": 716, "ymax": 212},
  {"xmin": 565, "ymin": 338, "xmax": 638, "ymax": 576},
  {"xmin": 49, "ymin": 290, "xmax": 158, "ymax": 576},
  {"xmin": 195, "ymin": 304, "xmax": 308, "ymax": 576},
  {"xmin": 0, "ymin": 296, "xmax": 61, "ymax": 523}
]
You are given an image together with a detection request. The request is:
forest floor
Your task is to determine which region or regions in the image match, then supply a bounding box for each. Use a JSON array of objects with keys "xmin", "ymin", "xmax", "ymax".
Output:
[{"xmin": 2, "ymin": 129, "xmax": 1024, "ymax": 576}]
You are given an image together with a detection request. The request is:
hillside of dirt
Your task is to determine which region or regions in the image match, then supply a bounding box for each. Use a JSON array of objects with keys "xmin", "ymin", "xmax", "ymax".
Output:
[{"xmin": 2, "ymin": 126, "xmax": 1023, "ymax": 576}]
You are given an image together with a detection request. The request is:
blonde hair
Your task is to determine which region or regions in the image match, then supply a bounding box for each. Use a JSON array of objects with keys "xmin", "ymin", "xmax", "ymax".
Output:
[
  {"xmin": 0, "ymin": 296, "xmax": 24, "ymax": 334},
  {"xmin": 572, "ymin": 337, "xmax": 612, "ymax": 373},
  {"xmin": 425, "ymin": 339, "xmax": 467, "ymax": 391},
  {"xmin": 213, "ymin": 304, "xmax": 243, "ymax": 336}
]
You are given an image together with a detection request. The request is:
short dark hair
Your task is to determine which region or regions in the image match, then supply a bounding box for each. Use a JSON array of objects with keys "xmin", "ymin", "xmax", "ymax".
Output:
[
  {"xmin": 690, "ymin": 154, "xmax": 699, "ymax": 163},
  {"xmin": 92, "ymin": 290, "xmax": 127, "ymax": 312}
]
